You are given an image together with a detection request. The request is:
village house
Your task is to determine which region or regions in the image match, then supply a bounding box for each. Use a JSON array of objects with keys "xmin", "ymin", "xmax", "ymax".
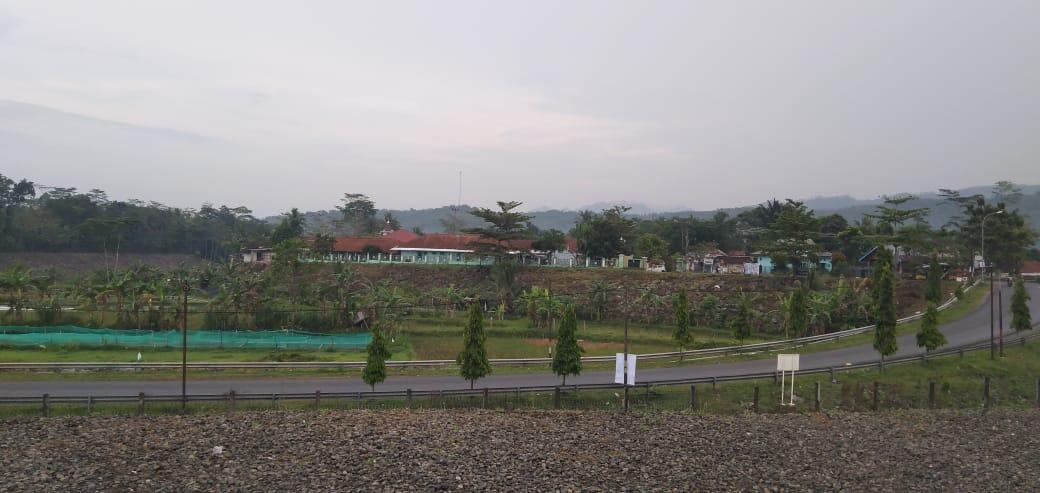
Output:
[
  {"xmin": 241, "ymin": 247, "xmax": 273, "ymax": 265},
  {"xmin": 1021, "ymin": 260, "xmax": 1040, "ymax": 281}
]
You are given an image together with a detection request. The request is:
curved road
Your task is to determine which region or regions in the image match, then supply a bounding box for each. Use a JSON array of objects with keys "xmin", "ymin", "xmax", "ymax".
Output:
[{"xmin": 2, "ymin": 283, "xmax": 1037, "ymax": 397}]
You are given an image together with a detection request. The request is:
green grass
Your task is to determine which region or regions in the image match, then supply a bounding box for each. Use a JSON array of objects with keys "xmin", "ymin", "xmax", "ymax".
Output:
[{"xmin": 7, "ymin": 337, "xmax": 1037, "ymax": 418}]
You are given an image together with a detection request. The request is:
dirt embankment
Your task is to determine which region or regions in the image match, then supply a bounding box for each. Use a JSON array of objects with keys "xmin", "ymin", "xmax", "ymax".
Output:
[
  {"xmin": 0, "ymin": 252, "xmax": 207, "ymax": 276},
  {"xmin": 2, "ymin": 409, "xmax": 1034, "ymax": 491}
]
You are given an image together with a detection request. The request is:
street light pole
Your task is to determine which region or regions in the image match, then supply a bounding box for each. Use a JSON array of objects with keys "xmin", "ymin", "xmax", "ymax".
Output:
[
  {"xmin": 181, "ymin": 283, "xmax": 189, "ymax": 412},
  {"xmin": 981, "ymin": 210, "xmax": 1004, "ymax": 360}
]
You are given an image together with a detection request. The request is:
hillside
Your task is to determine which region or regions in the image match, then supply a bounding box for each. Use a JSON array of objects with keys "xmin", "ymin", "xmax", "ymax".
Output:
[{"xmin": 275, "ymin": 184, "xmax": 1040, "ymax": 235}]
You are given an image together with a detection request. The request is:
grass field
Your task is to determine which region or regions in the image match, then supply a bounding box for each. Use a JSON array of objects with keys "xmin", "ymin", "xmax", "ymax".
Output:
[
  {"xmin": 0, "ymin": 315, "xmax": 772, "ymax": 364},
  {"xmin": 4, "ymin": 332, "xmax": 1037, "ymax": 418}
]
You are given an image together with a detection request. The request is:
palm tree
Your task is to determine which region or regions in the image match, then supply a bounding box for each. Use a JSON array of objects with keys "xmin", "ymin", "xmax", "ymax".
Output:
[{"xmin": 588, "ymin": 281, "xmax": 612, "ymax": 321}]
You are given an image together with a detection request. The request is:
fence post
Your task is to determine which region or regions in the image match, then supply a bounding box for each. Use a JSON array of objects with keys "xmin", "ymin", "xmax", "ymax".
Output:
[
  {"xmin": 42, "ymin": 393, "xmax": 49, "ymax": 417},
  {"xmin": 483, "ymin": 388, "xmax": 490, "ymax": 409},
  {"xmin": 983, "ymin": 377, "xmax": 990, "ymax": 409},
  {"xmin": 515, "ymin": 387, "xmax": 520, "ymax": 407},
  {"xmin": 229, "ymin": 390, "xmax": 236, "ymax": 412},
  {"xmin": 752, "ymin": 386, "xmax": 759, "ymax": 413},
  {"xmin": 553, "ymin": 387, "xmax": 561, "ymax": 409},
  {"xmin": 829, "ymin": 367, "xmax": 836, "ymax": 384},
  {"xmin": 920, "ymin": 354, "xmax": 926, "ymax": 366},
  {"xmin": 645, "ymin": 382, "xmax": 651, "ymax": 406},
  {"xmin": 712, "ymin": 376, "xmax": 718, "ymax": 390},
  {"xmin": 814, "ymin": 381, "xmax": 821, "ymax": 412},
  {"xmin": 137, "ymin": 392, "xmax": 145, "ymax": 416},
  {"xmin": 315, "ymin": 390, "xmax": 321, "ymax": 409},
  {"xmin": 272, "ymin": 393, "xmax": 278, "ymax": 408},
  {"xmin": 86, "ymin": 396, "xmax": 93, "ymax": 415},
  {"xmin": 872, "ymin": 381, "xmax": 879, "ymax": 411},
  {"xmin": 928, "ymin": 381, "xmax": 936, "ymax": 409},
  {"xmin": 690, "ymin": 385, "xmax": 697, "ymax": 410},
  {"xmin": 773, "ymin": 371, "xmax": 779, "ymax": 386},
  {"xmin": 407, "ymin": 388, "xmax": 413, "ymax": 409}
]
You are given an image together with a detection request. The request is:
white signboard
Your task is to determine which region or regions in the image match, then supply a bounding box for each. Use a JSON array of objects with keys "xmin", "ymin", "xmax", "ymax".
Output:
[
  {"xmin": 777, "ymin": 354, "xmax": 799, "ymax": 406},
  {"xmin": 614, "ymin": 353, "xmax": 637, "ymax": 386},
  {"xmin": 777, "ymin": 354, "xmax": 800, "ymax": 372}
]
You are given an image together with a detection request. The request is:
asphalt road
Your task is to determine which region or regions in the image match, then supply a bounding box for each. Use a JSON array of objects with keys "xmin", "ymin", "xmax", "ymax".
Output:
[{"xmin": 2, "ymin": 283, "xmax": 1037, "ymax": 397}]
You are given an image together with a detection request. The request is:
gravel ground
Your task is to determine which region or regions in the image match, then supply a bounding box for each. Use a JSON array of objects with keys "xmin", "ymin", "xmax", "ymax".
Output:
[{"xmin": 2, "ymin": 409, "xmax": 1037, "ymax": 492}]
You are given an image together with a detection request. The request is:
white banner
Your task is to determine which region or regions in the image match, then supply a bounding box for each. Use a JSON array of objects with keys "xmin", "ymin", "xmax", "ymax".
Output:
[{"xmin": 614, "ymin": 353, "xmax": 637, "ymax": 385}]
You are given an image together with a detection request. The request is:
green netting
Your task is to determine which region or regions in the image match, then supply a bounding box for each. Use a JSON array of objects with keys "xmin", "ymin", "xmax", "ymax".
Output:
[{"xmin": 0, "ymin": 325, "xmax": 371, "ymax": 350}]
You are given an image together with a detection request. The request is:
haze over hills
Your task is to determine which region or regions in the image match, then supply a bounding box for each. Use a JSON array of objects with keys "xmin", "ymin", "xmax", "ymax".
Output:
[{"xmin": 274, "ymin": 184, "xmax": 1040, "ymax": 236}]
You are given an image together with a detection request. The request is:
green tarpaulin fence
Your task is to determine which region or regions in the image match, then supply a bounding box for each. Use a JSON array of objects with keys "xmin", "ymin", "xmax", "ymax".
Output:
[{"xmin": 0, "ymin": 325, "xmax": 371, "ymax": 350}]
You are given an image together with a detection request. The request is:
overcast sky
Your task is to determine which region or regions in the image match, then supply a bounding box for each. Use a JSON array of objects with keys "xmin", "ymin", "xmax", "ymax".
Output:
[{"xmin": 1, "ymin": 1, "xmax": 1038, "ymax": 215}]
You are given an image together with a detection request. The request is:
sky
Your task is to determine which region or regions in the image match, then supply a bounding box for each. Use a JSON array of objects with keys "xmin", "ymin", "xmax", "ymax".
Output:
[{"xmin": 1, "ymin": 1, "xmax": 1038, "ymax": 215}]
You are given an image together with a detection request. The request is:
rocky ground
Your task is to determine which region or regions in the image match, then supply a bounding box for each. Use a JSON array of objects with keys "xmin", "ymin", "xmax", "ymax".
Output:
[{"xmin": 2, "ymin": 409, "xmax": 1037, "ymax": 492}]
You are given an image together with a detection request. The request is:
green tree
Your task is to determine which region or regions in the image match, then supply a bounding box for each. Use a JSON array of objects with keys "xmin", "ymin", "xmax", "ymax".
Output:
[
  {"xmin": 786, "ymin": 284, "xmax": 808, "ymax": 338},
  {"xmin": 1011, "ymin": 277, "xmax": 1032, "ymax": 332},
  {"xmin": 0, "ymin": 265, "xmax": 37, "ymax": 322},
  {"xmin": 551, "ymin": 305, "xmax": 583, "ymax": 385},
  {"xmin": 338, "ymin": 193, "xmax": 378, "ymax": 235},
  {"xmin": 465, "ymin": 200, "xmax": 533, "ymax": 257},
  {"xmin": 635, "ymin": 233, "xmax": 669, "ymax": 261},
  {"xmin": 915, "ymin": 303, "xmax": 947, "ymax": 355},
  {"xmin": 270, "ymin": 208, "xmax": 305, "ymax": 244},
  {"xmin": 362, "ymin": 323, "xmax": 391, "ymax": 391},
  {"xmin": 732, "ymin": 293, "xmax": 757, "ymax": 345},
  {"xmin": 872, "ymin": 247, "xmax": 898, "ymax": 363},
  {"xmin": 760, "ymin": 200, "xmax": 819, "ymax": 274},
  {"xmin": 532, "ymin": 229, "xmax": 567, "ymax": 253},
  {"xmin": 698, "ymin": 294, "xmax": 721, "ymax": 329},
  {"xmin": 672, "ymin": 290, "xmax": 692, "ymax": 360},
  {"xmin": 457, "ymin": 303, "xmax": 491, "ymax": 388},
  {"xmin": 312, "ymin": 231, "xmax": 335, "ymax": 256},
  {"xmin": 925, "ymin": 252, "xmax": 943, "ymax": 304}
]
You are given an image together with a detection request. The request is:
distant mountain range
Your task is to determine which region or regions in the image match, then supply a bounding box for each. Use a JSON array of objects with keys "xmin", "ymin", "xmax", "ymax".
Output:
[{"xmin": 272, "ymin": 185, "xmax": 1040, "ymax": 235}]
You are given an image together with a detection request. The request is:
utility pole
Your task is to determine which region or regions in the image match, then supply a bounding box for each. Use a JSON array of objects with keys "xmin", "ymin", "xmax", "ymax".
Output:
[
  {"xmin": 999, "ymin": 287, "xmax": 1004, "ymax": 358},
  {"xmin": 990, "ymin": 270, "xmax": 995, "ymax": 360},
  {"xmin": 181, "ymin": 282, "xmax": 189, "ymax": 411},
  {"xmin": 623, "ymin": 284, "xmax": 630, "ymax": 413}
]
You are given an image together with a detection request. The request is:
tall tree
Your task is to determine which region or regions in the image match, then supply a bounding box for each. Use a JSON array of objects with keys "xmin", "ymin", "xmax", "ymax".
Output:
[
  {"xmin": 551, "ymin": 305, "xmax": 583, "ymax": 385},
  {"xmin": 866, "ymin": 194, "xmax": 930, "ymax": 273},
  {"xmin": 731, "ymin": 293, "xmax": 757, "ymax": 345},
  {"xmin": 270, "ymin": 208, "xmax": 305, "ymax": 244},
  {"xmin": 672, "ymin": 289, "xmax": 692, "ymax": 360},
  {"xmin": 698, "ymin": 294, "xmax": 721, "ymax": 329},
  {"xmin": 465, "ymin": 200, "xmax": 532, "ymax": 257},
  {"xmin": 925, "ymin": 252, "xmax": 943, "ymax": 304},
  {"xmin": 760, "ymin": 200, "xmax": 819, "ymax": 274},
  {"xmin": 786, "ymin": 285, "xmax": 808, "ymax": 338},
  {"xmin": 362, "ymin": 323, "xmax": 391, "ymax": 391},
  {"xmin": 872, "ymin": 247, "xmax": 898, "ymax": 364},
  {"xmin": 312, "ymin": 231, "xmax": 335, "ymax": 256},
  {"xmin": 635, "ymin": 233, "xmax": 669, "ymax": 262},
  {"xmin": 338, "ymin": 193, "xmax": 378, "ymax": 235},
  {"xmin": 457, "ymin": 303, "xmax": 491, "ymax": 389},
  {"xmin": 915, "ymin": 303, "xmax": 947, "ymax": 355},
  {"xmin": 1011, "ymin": 277, "xmax": 1032, "ymax": 332}
]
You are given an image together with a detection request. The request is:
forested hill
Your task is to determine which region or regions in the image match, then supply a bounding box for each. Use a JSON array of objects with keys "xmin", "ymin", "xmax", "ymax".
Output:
[{"xmin": 278, "ymin": 185, "xmax": 1040, "ymax": 235}]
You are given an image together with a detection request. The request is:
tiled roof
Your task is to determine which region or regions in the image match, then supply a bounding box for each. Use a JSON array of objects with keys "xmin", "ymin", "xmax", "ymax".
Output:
[{"xmin": 331, "ymin": 237, "xmax": 399, "ymax": 253}]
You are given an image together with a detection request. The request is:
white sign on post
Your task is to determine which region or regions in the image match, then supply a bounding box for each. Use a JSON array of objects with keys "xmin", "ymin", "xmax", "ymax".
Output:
[
  {"xmin": 776, "ymin": 354, "xmax": 799, "ymax": 406},
  {"xmin": 614, "ymin": 353, "xmax": 637, "ymax": 386},
  {"xmin": 776, "ymin": 354, "xmax": 799, "ymax": 372}
]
